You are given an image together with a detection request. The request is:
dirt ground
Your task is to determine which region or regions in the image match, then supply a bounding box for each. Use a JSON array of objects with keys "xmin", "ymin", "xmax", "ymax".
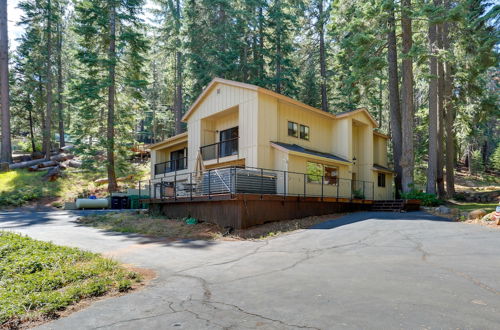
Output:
[{"xmin": 77, "ymin": 212, "xmax": 346, "ymax": 241}]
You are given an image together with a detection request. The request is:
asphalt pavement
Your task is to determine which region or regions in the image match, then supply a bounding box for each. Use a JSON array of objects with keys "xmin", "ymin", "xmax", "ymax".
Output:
[{"xmin": 0, "ymin": 209, "xmax": 499, "ymax": 329}]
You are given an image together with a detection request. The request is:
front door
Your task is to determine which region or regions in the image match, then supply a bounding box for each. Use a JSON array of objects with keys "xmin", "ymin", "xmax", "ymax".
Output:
[{"xmin": 219, "ymin": 127, "xmax": 239, "ymax": 158}]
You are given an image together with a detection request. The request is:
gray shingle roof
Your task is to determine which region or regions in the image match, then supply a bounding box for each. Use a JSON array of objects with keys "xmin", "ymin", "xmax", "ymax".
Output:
[{"xmin": 271, "ymin": 142, "xmax": 351, "ymax": 163}]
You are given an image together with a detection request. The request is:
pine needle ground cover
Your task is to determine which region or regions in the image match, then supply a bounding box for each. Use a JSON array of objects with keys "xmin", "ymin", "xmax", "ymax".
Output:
[
  {"xmin": 0, "ymin": 232, "xmax": 141, "ymax": 327},
  {"xmin": 0, "ymin": 169, "xmax": 95, "ymax": 208}
]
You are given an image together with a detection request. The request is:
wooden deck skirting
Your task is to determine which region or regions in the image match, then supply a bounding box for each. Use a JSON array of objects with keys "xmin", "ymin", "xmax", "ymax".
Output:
[{"xmin": 145, "ymin": 193, "xmax": 373, "ymax": 229}]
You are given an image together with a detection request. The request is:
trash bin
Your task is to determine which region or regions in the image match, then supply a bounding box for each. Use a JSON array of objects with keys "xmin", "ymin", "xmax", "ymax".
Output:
[
  {"xmin": 111, "ymin": 196, "xmax": 122, "ymax": 209},
  {"xmin": 128, "ymin": 195, "xmax": 149, "ymax": 209},
  {"xmin": 120, "ymin": 196, "xmax": 129, "ymax": 209}
]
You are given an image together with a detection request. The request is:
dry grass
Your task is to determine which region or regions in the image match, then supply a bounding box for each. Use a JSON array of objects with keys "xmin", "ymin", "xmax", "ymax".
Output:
[
  {"xmin": 77, "ymin": 212, "xmax": 222, "ymax": 240},
  {"xmin": 77, "ymin": 212, "xmax": 343, "ymax": 241}
]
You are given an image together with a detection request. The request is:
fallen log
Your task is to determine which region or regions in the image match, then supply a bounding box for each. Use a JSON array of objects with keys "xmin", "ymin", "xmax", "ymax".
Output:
[
  {"xmin": 59, "ymin": 145, "xmax": 74, "ymax": 152},
  {"xmin": 9, "ymin": 158, "xmax": 47, "ymax": 170},
  {"xmin": 38, "ymin": 160, "xmax": 58, "ymax": 168},
  {"xmin": 36, "ymin": 166, "xmax": 58, "ymax": 172},
  {"xmin": 67, "ymin": 160, "xmax": 82, "ymax": 168},
  {"xmin": 28, "ymin": 165, "xmax": 39, "ymax": 171},
  {"xmin": 50, "ymin": 153, "xmax": 74, "ymax": 162},
  {"xmin": 43, "ymin": 166, "xmax": 62, "ymax": 181}
]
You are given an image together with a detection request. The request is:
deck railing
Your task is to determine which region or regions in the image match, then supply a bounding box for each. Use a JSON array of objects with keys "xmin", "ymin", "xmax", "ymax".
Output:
[
  {"xmin": 154, "ymin": 157, "xmax": 187, "ymax": 175},
  {"xmin": 200, "ymin": 137, "xmax": 239, "ymax": 161},
  {"xmin": 138, "ymin": 165, "xmax": 374, "ymax": 202}
]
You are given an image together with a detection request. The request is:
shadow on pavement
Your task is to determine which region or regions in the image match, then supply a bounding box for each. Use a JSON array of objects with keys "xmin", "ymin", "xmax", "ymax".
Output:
[
  {"xmin": 311, "ymin": 211, "xmax": 452, "ymax": 230},
  {"xmin": 0, "ymin": 209, "xmax": 218, "ymax": 250}
]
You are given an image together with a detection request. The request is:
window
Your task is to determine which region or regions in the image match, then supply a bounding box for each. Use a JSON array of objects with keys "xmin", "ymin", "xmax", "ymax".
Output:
[
  {"xmin": 300, "ymin": 124, "xmax": 310, "ymax": 140},
  {"xmin": 324, "ymin": 166, "xmax": 338, "ymax": 185},
  {"xmin": 288, "ymin": 121, "xmax": 298, "ymax": 137},
  {"xmin": 219, "ymin": 126, "xmax": 239, "ymax": 157},
  {"xmin": 378, "ymin": 173, "xmax": 386, "ymax": 187},
  {"xmin": 307, "ymin": 162, "xmax": 338, "ymax": 185}
]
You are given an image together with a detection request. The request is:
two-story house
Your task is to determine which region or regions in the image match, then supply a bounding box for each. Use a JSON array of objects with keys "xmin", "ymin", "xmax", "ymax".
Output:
[{"xmin": 149, "ymin": 77, "xmax": 393, "ymax": 202}]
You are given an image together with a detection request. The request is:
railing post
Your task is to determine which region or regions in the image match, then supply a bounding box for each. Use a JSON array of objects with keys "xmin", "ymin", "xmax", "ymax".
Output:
[
  {"xmin": 160, "ymin": 177, "xmax": 164, "ymax": 199},
  {"xmin": 138, "ymin": 180, "xmax": 141, "ymax": 208},
  {"xmin": 321, "ymin": 174, "xmax": 324, "ymax": 201},
  {"xmin": 208, "ymin": 170, "xmax": 211, "ymax": 199},
  {"xmin": 284, "ymin": 171, "xmax": 287, "ymax": 198},
  {"xmin": 363, "ymin": 181, "xmax": 365, "ymax": 200},
  {"xmin": 174, "ymin": 171, "xmax": 177, "ymax": 201},
  {"xmin": 234, "ymin": 167, "xmax": 238, "ymax": 195},
  {"xmin": 154, "ymin": 179, "xmax": 157, "ymax": 200},
  {"xmin": 190, "ymin": 172, "xmax": 193, "ymax": 200},
  {"xmin": 260, "ymin": 168, "xmax": 264, "ymax": 199},
  {"xmin": 337, "ymin": 179, "xmax": 339, "ymax": 199},
  {"xmin": 303, "ymin": 173, "xmax": 306, "ymax": 198}
]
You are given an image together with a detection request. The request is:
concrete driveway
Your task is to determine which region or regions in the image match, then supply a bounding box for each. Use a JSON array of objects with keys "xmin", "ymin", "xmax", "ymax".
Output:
[{"xmin": 0, "ymin": 210, "xmax": 499, "ymax": 329}]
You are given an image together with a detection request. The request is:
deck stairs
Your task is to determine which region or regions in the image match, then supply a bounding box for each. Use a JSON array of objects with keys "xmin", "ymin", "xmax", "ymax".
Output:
[{"xmin": 371, "ymin": 200, "xmax": 405, "ymax": 212}]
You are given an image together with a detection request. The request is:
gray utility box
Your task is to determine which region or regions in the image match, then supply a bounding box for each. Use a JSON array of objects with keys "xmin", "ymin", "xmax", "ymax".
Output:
[{"xmin": 201, "ymin": 168, "xmax": 277, "ymax": 195}]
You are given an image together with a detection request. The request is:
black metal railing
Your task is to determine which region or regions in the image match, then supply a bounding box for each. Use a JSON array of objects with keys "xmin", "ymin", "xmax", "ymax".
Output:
[
  {"xmin": 139, "ymin": 165, "xmax": 376, "ymax": 202},
  {"xmin": 200, "ymin": 137, "xmax": 239, "ymax": 161},
  {"xmin": 154, "ymin": 157, "xmax": 187, "ymax": 175}
]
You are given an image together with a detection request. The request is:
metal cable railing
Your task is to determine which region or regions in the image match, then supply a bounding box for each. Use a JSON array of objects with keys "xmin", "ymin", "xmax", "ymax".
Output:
[{"xmin": 138, "ymin": 165, "xmax": 375, "ymax": 202}]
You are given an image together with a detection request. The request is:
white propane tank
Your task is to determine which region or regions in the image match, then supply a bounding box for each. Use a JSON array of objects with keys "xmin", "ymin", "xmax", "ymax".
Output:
[{"xmin": 75, "ymin": 198, "xmax": 109, "ymax": 209}]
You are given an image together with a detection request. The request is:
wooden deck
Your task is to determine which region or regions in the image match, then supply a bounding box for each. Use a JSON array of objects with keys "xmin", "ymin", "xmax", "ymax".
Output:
[{"xmin": 145, "ymin": 193, "xmax": 373, "ymax": 229}]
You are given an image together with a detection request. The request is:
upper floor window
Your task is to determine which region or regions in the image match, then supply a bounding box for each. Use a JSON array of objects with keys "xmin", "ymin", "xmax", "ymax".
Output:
[
  {"xmin": 300, "ymin": 124, "xmax": 310, "ymax": 140},
  {"xmin": 377, "ymin": 173, "xmax": 386, "ymax": 187},
  {"xmin": 288, "ymin": 121, "xmax": 298, "ymax": 137}
]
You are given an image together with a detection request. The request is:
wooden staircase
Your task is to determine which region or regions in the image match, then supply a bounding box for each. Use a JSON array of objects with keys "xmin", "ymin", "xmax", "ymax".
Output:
[{"xmin": 371, "ymin": 200, "xmax": 405, "ymax": 212}]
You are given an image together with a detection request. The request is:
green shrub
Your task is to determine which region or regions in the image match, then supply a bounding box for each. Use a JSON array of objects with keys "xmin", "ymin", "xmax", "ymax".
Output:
[
  {"xmin": 352, "ymin": 189, "xmax": 365, "ymax": 199},
  {"xmin": 16, "ymin": 140, "xmax": 42, "ymax": 153},
  {"xmin": 453, "ymin": 193, "xmax": 466, "ymax": 201},
  {"xmin": 470, "ymin": 149, "xmax": 485, "ymax": 174},
  {"xmin": 400, "ymin": 189, "xmax": 443, "ymax": 206},
  {"xmin": 490, "ymin": 144, "xmax": 500, "ymax": 171}
]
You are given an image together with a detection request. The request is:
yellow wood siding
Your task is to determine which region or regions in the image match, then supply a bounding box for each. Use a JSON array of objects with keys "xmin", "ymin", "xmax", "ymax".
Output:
[
  {"xmin": 153, "ymin": 79, "xmax": 394, "ymax": 200},
  {"xmin": 186, "ymin": 83, "xmax": 258, "ymax": 171}
]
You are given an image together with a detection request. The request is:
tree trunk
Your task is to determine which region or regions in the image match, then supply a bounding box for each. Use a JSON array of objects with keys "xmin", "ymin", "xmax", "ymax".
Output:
[
  {"xmin": 400, "ymin": 0, "xmax": 415, "ymax": 193},
  {"xmin": 28, "ymin": 104, "xmax": 36, "ymax": 152},
  {"xmin": 386, "ymin": 0, "xmax": 403, "ymax": 197},
  {"xmin": 275, "ymin": 32, "xmax": 282, "ymax": 94},
  {"xmin": 443, "ymin": 5, "xmax": 455, "ymax": 197},
  {"xmin": 0, "ymin": 0, "xmax": 12, "ymax": 163},
  {"xmin": 56, "ymin": 22, "xmax": 65, "ymax": 148},
  {"xmin": 106, "ymin": 2, "xmax": 118, "ymax": 192},
  {"xmin": 43, "ymin": 0, "xmax": 53, "ymax": 160},
  {"xmin": 258, "ymin": 6, "xmax": 264, "ymax": 83},
  {"xmin": 318, "ymin": 0, "xmax": 328, "ymax": 112},
  {"xmin": 174, "ymin": 51, "xmax": 183, "ymax": 134},
  {"xmin": 426, "ymin": 14, "xmax": 438, "ymax": 194},
  {"xmin": 173, "ymin": 0, "xmax": 183, "ymax": 135},
  {"xmin": 436, "ymin": 5, "xmax": 446, "ymax": 198}
]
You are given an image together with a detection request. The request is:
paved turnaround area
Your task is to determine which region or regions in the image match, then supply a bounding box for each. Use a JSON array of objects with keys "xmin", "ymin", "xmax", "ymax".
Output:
[{"xmin": 0, "ymin": 210, "xmax": 499, "ymax": 329}]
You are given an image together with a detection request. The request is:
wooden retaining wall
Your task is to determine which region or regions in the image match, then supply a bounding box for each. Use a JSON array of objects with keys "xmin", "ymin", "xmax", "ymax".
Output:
[{"xmin": 147, "ymin": 194, "xmax": 373, "ymax": 229}]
